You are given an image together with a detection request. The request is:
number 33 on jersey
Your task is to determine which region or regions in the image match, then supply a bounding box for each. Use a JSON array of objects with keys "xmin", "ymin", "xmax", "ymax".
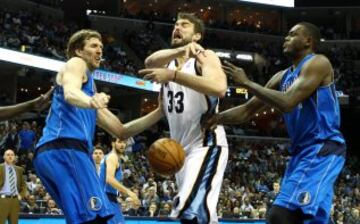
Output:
[{"xmin": 163, "ymin": 58, "xmax": 227, "ymax": 151}]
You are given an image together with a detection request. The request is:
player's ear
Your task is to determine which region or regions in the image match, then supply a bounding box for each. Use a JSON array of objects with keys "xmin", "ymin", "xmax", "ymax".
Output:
[
  {"xmin": 75, "ymin": 49, "xmax": 83, "ymax": 57},
  {"xmin": 304, "ymin": 35, "xmax": 312, "ymax": 49},
  {"xmin": 192, "ymin": 33, "xmax": 201, "ymax": 42}
]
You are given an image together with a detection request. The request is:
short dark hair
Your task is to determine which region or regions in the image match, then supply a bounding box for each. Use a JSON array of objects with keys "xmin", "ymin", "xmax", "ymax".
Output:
[
  {"xmin": 93, "ymin": 145, "xmax": 104, "ymax": 152},
  {"xmin": 298, "ymin": 22, "xmax": 321, "ymax": 51},
  {"xmin": 177, "ymin": 12, "xmax": 205, "ymax": 41},
  {"xmin": 66, "ymin": 29, "xmax": 102, "ymax": 59}
]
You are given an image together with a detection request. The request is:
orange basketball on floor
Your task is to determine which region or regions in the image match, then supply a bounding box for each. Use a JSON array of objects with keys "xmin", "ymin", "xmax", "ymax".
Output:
[{"xmin": 148, "ymin": 138, "xmax": 185, "ymax": 176}]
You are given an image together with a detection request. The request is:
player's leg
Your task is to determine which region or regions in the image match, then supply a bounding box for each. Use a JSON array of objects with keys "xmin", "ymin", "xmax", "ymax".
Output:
[
  {"xmin": 171, "ymin": 147, "xmax": 207, "ymax": 222},
  {"xmin": 34, "ymin": 147, "xmax": 114, "ymax": 223},
  {"xmin": 272, "ymin": 141, "xmax": 345, "ymax": 224},
  {"xmin": 171, "ymin": 146, "xmax": 228, "ymax": 224},
  {"xmin": 268, "ymin": 205, "xmax": 304, "ymax": 224},
  {"xmin": 205, "ymin": 146, "xmax": 228, "ymax": 224},
  {"xmin": 106, "ymin": 199, "xmax": 125, "ymax": 224},
  {"xmin": 33, "ymin": 150, "xmax": 72, "ymax": 223},
  {"xmin": 305, "ymin": 161, "xmax": 343, "ymax": 224}
]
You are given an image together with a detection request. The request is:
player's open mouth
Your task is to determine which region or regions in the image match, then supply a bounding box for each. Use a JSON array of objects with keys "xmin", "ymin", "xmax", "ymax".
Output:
[{"xmin": 173, "ymin": 32, "xmax": 182, "ymax": 40}]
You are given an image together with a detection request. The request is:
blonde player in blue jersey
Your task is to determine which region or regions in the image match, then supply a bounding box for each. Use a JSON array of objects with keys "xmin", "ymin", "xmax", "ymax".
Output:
[
  {"xmin": 34, "ymin": 30, "xmax": 132, "ymax": 224},
  {"xmin": 204, "ymin": 22, "xmax": 346, "ymax": 224}
]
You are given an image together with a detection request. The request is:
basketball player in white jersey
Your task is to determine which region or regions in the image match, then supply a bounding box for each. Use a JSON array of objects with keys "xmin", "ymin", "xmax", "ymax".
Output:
[{"xmin": 124, "ymin": 13, "xmax": 229, "ymax": 224}]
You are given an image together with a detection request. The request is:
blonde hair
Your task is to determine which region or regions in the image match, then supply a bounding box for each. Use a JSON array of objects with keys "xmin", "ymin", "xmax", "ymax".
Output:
[{"xmin": 66, "ymin": 29, "xmax": 102, "ymax": 59}]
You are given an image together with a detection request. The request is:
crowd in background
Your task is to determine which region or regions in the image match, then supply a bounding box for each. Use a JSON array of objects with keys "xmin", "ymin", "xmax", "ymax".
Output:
[
  {"xmin": 0, "ymin": 120, "xmax": 359, "ymax": 223},
  {"xmin": 1, "ymin": 7, "xmax": 360, "ymax": 97}
]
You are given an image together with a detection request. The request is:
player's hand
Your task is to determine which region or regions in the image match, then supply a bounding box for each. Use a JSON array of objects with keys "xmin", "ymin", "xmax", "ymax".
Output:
[
  {"xmin": 32, "ymin": 87, "xmax": 54, "ymax": 111},
  {"xmin": 127, "ymin": 191, "xmax": 141, "ymax": 209},
  {"xmin": 201, "ymin": 113, "xmax": 220, "ymax": 131},
  {"xmin": 222, "ymin": 60, "xmax": 251, "ymax": 86},
  {"xmin": 139, "ymin": 68, "xmax": 175, "ymax": 84},
  {"xmin": 182, "ymin": 42, "xmax": 205, "ymax": 58},
  {"xmin": 90, "ymin": 92, "xmax": 110, "ymax": 109}
]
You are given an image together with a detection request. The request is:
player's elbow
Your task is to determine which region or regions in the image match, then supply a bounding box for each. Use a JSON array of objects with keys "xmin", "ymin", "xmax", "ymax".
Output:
[
  {"xmin": 63, "ymin": 89, "xmax": 73, "ymax": 103},
  {"xmin": 118, "ymin": 126, "xmax": 131, "ymax": 140},
  {"xmin": 144, "ymin": 57, "xmax": 156, "ymax": 68},
  {"xmin": 281, "ymin": 103, "xmax": 296, "ymax": 113},
  {"xmin": 214, "ymin": 85, "xmax": 227, "ymax": 98}
]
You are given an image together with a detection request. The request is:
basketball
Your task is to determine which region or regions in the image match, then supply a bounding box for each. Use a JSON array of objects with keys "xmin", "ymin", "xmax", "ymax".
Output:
[{"xmin": 148, "ymin": 138, "xmax": 185, "ymax": 176}]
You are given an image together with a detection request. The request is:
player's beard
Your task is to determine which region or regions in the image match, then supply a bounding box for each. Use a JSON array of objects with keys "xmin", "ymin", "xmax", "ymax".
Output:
[{"xmin": 171, "ymin": 36, "xmax": 191, "ymax": 48}]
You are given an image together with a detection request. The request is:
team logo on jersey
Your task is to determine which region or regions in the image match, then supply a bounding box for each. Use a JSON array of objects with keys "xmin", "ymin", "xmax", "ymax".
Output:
[
  {"xmin": 88, "ymin": 197, "xmax": 102, "ymax": 211},
  {"xmin": 297, "ymin": 191, "xmax": 311, "ymax": 205}
]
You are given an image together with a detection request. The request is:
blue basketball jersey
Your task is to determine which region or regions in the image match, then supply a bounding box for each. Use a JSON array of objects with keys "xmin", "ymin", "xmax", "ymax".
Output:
[
  {"xmin": 99, "ymin": 154, "xmax": 123, "ymax": 196},
  {"xmin": 36, "ymin": 71, "xmax": 97, "ymax": 151},
  {"xmin": 279, "ymin": 54, "xmax": 345, "ymax": 154}
]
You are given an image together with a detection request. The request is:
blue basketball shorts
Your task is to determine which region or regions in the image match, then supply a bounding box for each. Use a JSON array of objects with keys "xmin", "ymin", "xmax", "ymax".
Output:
[
  {"xmin": 33, "ymin": 139, "xmax": 114, "ymax": 224},
  {"xmin": 273, "ymin": 140, "xmax": 346, "ymax": 224}
]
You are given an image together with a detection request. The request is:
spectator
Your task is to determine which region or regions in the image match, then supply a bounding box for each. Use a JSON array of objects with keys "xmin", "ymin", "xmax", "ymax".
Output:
[
  {"xmin": 124, "ymin": 196, "xmax": 141, "ymax": 216},
  {"xmin": 18, "ymin": 122, "xmax": 36, "ymax": 157},
  {"xmin": 22, "ymin": 195, "xmax": 41, "ymax": 214},
  {"xmin": 348, "ymin": 208, "xmax": 360, "ymax": 224},
  {"xmin": 0, "ymin": 149, "xmax": 27, "ymax": 224},
  {"xmin": 143, "ymin": 202, "xmax": 158, "ymax": 217},
  {"xmin": 45, "ymin": 199, "xmax": 62, "ymax": 215},
  {"xmin": 142, "ymin": 186, "xmax": 160, "ymax": 209},
  {"xmin": 158, "ymin": 202, "xmax": 171, "ymax": 217},
  {"xmin": 240, "ymin": 197, "xmax": 254, "ymax": 218},
  {"xmin": 26, "ymin": 173, "xmax": 38, "ymax": 194},
  {"xmin": 92, "ymin": 146, "xmax": 104, "ymax": 176},
  {"xmin": 3, "ymin": 124, "xmax": 20, "ymax": 154},
  {"xmin": 265, "ymin": 181, "xmax": 280, "ymax": 217}
]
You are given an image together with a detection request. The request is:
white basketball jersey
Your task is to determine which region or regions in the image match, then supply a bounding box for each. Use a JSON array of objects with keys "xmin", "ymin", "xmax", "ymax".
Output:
[{"xmin": 163, "ymin": 58, "xmax": 228, "ymax": 152}]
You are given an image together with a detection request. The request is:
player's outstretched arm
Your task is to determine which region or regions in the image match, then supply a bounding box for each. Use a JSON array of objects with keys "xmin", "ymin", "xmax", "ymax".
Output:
[
  {"xmin": 144, "ymin": 42, "xmax": 206, "ymax": 68},
  {"xmin": 218, "ymin": 97, "xmax": 266, "ymax": 125},
  {"xmin": 144, "ymin": 47, "xmax": 187, "ymax": 68},
  {"xmin": 223, "ymin": 56, "xmax": 330, "ymax": 113},
  {"xmin": 122, "ymin": 107, "xmax": 164, "ymax": 139},
  {"xmin": 0, "ymin": 87, "xmax": 53, "ymax": 122},
  {"xmin": 97, "ymin": 108, "xmax": 126, "ymax": 139},
  {"xmin": 121, "ymin": 93, "xmax": 164, "ymax": 139},
  {"xmin": 97, "ymin": 94, "xmax": 164, "ymax": 140},
  {"xmin": 202, "ymin": 72, "xmax": 281, "ymax": 129}
]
